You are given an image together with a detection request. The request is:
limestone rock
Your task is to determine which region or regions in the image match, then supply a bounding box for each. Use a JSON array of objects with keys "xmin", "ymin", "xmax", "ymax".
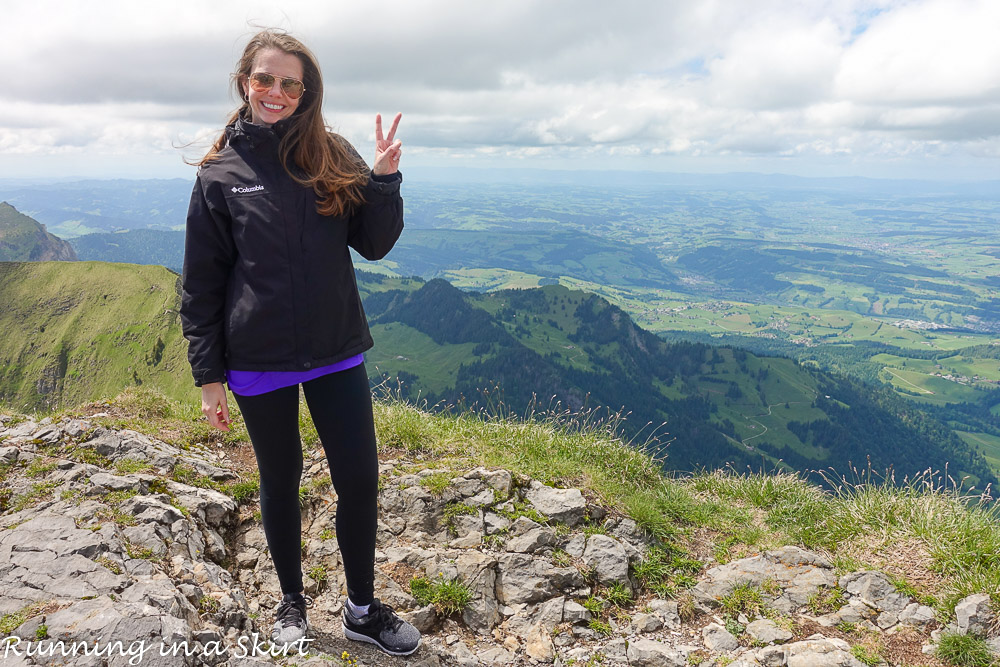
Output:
[
  {"xmin": 626, "ymin": 638, "xmax": 687, "ymax": 666},
  {"xmin": 955, "ymin": 593, "xmax": 994, "ymax": 636},
  {"xmin": 703, "ymin": 622, "xmax": 740, "ymax": 651},
  {"xmin": 747, "ymin": 618, "xmax": 793, "ymax": 644},
  {"xmin": 523, "ymin": 480, "xmax": 586, "ymax": 526},
  {"xmin": 581, "ymin": 534, "xmax": 630, "ymax": 587}
]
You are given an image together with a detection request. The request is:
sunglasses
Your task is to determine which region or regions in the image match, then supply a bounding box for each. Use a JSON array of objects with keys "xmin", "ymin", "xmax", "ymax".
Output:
[{"xmin": 248, "ymin": 72, "xmax": 306, "ymax": 99}]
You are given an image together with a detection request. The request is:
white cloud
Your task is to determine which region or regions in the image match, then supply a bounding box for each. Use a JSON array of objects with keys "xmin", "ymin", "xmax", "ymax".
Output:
[{"xmin": 2, "ymin": 0, "xmax": 998, "ymax": 178}]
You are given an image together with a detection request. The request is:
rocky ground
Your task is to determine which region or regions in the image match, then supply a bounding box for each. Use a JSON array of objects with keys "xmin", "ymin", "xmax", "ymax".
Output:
[{"xmin": 1, "ymin": 413, "xmax": 998, "ymax": 666}]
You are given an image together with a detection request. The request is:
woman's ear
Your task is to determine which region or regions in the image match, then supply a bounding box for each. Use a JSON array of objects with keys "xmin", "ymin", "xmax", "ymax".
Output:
[{"xmin": 240, "ymin": 76, "xmax": 249, "ymax": 101}]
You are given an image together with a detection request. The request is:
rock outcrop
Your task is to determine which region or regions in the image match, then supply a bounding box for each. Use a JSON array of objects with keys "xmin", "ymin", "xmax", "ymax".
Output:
[
  {"xmin": 0, "ymin": 202, "xmax": 77, "ymax": 262},
  {"xmin": 0, "ymin": 413, "xmax": 994, "ymax": 666}
]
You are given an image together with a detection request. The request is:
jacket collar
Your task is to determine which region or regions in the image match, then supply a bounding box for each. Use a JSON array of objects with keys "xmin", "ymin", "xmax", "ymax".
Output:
[{"xmin": 226, "ymin": 110, "xmax": 295, "ymax": 148}]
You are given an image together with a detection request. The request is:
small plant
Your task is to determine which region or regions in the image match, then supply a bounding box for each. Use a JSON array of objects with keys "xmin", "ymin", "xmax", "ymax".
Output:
[
  {"xmin": 582, "ymin": 595, "xmax": 604, "ymax": 616},
  {"xmin": 676, "ymin": 593, "xmax": 696, "ymax": 621},
  {"xmin": 124, "ymin": 540, "xmax": 155, "ymax": 560},
  {"xmin": 850, "ymin": 643, "xmax": 884, "ymax": 667},
  {"xmin": 587, "ymin": 618, "xmax": 612, "ymax": 636},
  {"xmin": 481, "ymin": 533, "xmax": 505, "ymax": 550},
  {"xmin": 198, "ymin": 596, "xmax": 220, "ymax": 614},
  {"xmin": 724, "ymin": 616, "xmax": 745, "ymax": 638},
  {"xmin": 551, "ymin": 548, "xmax": 572, "ymax": 567},
  {"xmin": 835, "ymin": 621, "xmax": 857, "ymax": 634},
  {"xmin": 319, "ymin": 529, "xmax": 336, "ymax": 541},
  {"xmin": 11, "ymin": 481, "xmax": 62, "ymax": 512},
  {"xmin": 113, "ymin": 458, "xmax": 152, "ymax": 474},
  {"xmin": 24, "ymin": 459, "xmax": 57, "ymax": 478},
  {"xmin": 146, "ymin": 478, "xmax": 171, "ymax": 495},
  {"xmin": 498, "ymin": 500, "xmax": 548, "ymax": 524},
  {"xmin": 719, "ymin": 581, "xmax": 769, "ymax": 619},
  {"xmin": 686, "ymin": 650, "xmax": 710, "ymax": 666},
  {"xmin": 35, "ymin": 624, "xmax": 48, "ymax": 640},
  {"xmin": 308, "ymin": 565, "xmax": 328, "ymax": 591},
  {"xmin": 221, "ymin": 475, "xmax": 260, "ymax": 504},
  {"xmin": 633, "ymin": 545, "xmax": 702, "ymax": 598},
  {"xmin": 96, "ymin": 556, "xmax": 123, "ymax": 575},
  {"xmin": 760, "ymin": 578, "xmax": 781, "ymax": 597},
  {"xmin": 808, "ymin": 586, "xmax": 847, "ymax": 614},
  {"xmin": 420, "ymin": 473, "xmax": 453, "ymax": 497},
  {"xmin": 409, "ymin": 575, "xmax": 471, "ymax": 616},
  {"xmin": 604, "ymin": 582, "xmax": 633, "ymax": 608},
  {"xmin": 0, "ymin": 602, "xmax": 44, "ymax": 636},
  {"xmin": 340, "ymin": 650, "xmax": 359, "ymax": 666},
  {"xmin": 582, "ymin": 523, "xmax": 607, "ymax": 537},
  {"xmin": 103, "ymin": 489, "xmax": 139, "ymax": 506},
  {"xmin": 935, "ymin": 631, "xmax": 996, "ymax": 667},
  {"xmin": 888, "ymin": 573, "xmax": 938, "ymax": 608}
]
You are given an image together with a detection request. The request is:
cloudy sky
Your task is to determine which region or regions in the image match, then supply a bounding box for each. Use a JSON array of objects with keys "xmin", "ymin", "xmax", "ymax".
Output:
[{"xmin": 3, "ymin": 0, "xmax": 999, "ymax": 180}]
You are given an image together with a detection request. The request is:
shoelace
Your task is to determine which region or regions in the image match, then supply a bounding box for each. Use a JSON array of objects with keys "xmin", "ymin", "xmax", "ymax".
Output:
[
  {"xmin": 367, "ymin": 599, "xmax": 404, "ymax": 633},
  {"xmin": 276, "ymin": 594, "xmax": 314, "ymax": 628}
]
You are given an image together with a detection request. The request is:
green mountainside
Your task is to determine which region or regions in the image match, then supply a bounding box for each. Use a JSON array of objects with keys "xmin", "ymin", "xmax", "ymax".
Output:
[
  {"xmin": 358, "ymin": 274, "xmax": 996, "ymax": 486},
  {"xmin": 0, "ymin": 203, "xmax": 76, "ymax": 262},
  {"xmin": 1, "ymin": 261, "xmax": 993, "ymax": 488},
  {"xmin": 0, "ymin": 261, "xmax": 194, "ymax": 412}
]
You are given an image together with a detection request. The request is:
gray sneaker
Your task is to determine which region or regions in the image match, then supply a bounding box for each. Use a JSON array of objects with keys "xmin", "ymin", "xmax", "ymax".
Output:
[
  {"xmin": 271, "ymin": 593, "xmax": 313, "ymax": 645},
  {"xmin": 342, "ymin": 598, "xmax": 420, "ymax": 656}
]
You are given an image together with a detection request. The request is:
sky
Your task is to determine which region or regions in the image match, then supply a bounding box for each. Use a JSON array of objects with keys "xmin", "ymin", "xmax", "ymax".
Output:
[{"xmin": 3, "ymin": 0, "xmax": 999, "ymax": 181}]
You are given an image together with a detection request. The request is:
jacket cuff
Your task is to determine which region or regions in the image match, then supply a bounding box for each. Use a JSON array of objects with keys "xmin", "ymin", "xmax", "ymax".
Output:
[
  {"xmin": 193, "ymin": 369, "xmax": 227, "ymax": 387},
  {"xmin": 368, "ymin": 170, "xmax": 402, "ymax": 194}
]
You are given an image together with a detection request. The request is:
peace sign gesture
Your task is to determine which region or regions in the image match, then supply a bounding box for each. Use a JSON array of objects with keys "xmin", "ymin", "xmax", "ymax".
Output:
[{"xmin": 372, "ymin": 112, "xmax": 402, "ymax": 176}]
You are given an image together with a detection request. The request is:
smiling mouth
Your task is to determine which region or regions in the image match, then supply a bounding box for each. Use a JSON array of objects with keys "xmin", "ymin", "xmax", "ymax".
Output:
[{"xmin": 261, "ymin": 102, "xmax": 286, "ymax": 111}]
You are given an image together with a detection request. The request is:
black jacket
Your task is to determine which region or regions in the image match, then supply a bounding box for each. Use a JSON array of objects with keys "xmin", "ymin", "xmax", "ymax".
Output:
[{"xmin": 180, "ymin": 116, "xmax": 403, "ymax": 386}]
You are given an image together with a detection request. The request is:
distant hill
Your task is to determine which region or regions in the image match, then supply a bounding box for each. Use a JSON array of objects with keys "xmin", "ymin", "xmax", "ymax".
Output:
[
  {"xmin": 70, "ymin": 229, "xmax": 185, "ymax": 272},
  {"xmin": 0, "ymin": 203, "xmax": 76, "ymax": 262},
  {"xmin": 0, "ymin": 179, "xmax": 192, "ymax": 238}
]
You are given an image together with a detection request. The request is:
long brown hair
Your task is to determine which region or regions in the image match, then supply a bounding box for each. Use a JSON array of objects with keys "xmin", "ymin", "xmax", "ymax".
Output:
[{"xmin": 199, "ymin": 30, "xmax": 367, "ymax": 217}]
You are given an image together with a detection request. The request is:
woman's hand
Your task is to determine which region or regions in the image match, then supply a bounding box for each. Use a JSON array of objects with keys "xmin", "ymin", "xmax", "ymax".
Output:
[
  {"xmin": 372, "ymin": 112, "xmax": 402, "ymax": 176},
  {"xmin": 201, "ymin": 382, "xmax": 231, "ymax": 432}
]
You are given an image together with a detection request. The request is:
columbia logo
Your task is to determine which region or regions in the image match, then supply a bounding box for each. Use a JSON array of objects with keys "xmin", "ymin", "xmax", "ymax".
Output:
[{"xmin": 231, "ymin": 184, "xmax": 264, "ymax": 194}]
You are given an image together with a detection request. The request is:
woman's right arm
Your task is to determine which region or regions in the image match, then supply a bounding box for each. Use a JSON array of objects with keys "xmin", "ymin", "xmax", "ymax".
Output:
[{"xmin": 180, "ymin": 172, "xmax": 236, "ymax": 390}]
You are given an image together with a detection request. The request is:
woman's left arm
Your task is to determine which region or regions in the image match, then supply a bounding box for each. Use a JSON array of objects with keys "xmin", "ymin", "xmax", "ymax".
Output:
[{"xmin": 347, "ymin": 113, "xmax": 404, "ymax": 260}]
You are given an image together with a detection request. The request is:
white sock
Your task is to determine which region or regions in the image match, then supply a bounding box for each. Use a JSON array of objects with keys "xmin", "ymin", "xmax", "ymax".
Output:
[{"xmin": 347, "ymin": 599, "xmax": 370, "ymax": 618}]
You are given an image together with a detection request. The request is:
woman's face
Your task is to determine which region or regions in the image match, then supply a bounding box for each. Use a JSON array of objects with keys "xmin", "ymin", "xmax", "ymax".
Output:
[{"xmin": 243, "ymin": 48, "xmax": 304, "ymax": 127}]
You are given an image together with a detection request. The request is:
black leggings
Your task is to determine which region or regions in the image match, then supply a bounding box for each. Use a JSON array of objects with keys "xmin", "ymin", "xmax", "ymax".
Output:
[{"xmin": 233, "ymin": 362, "xmax": 378, "ymax": 605}]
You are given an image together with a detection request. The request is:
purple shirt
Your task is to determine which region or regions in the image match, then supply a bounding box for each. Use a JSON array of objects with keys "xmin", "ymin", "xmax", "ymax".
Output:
[{"xmin": 227, "ymin": 354, "xmax": 364, "ymax": 396}]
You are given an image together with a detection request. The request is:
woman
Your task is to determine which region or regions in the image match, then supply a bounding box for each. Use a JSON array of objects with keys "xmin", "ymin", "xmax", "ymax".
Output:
[{"xmin": 180, "ymin": 29, "xmax": 419, "ymax": 656}]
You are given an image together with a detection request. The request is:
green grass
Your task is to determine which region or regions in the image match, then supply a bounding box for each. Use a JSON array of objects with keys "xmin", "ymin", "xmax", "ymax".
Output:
[
  {"xmin": 632, "ymin": 546, "xmax": 702, "ymax": 598},
  {"xmin": 719, "ymin": 581, "xmax": 771, "ymax": 619},
  {"xmin": 419, "ymin": 472, "xmax": 453, "ymax": 497},
  {"xmin": 409, "ymin": 575, "xmax": 472, "ymax": 616},
  {"xmin": 850, "ymin": 642, "xmax": 885, "ymax": 667},
  {"xmin": 935, "ymin": 632, "xmax": 997, "ymax": 667}
]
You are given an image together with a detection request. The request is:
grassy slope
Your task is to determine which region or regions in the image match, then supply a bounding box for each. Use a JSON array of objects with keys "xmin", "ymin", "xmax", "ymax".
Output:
[{"xmin": 0, "ymin": 261, "xmax": 196, "ymax": 411}]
